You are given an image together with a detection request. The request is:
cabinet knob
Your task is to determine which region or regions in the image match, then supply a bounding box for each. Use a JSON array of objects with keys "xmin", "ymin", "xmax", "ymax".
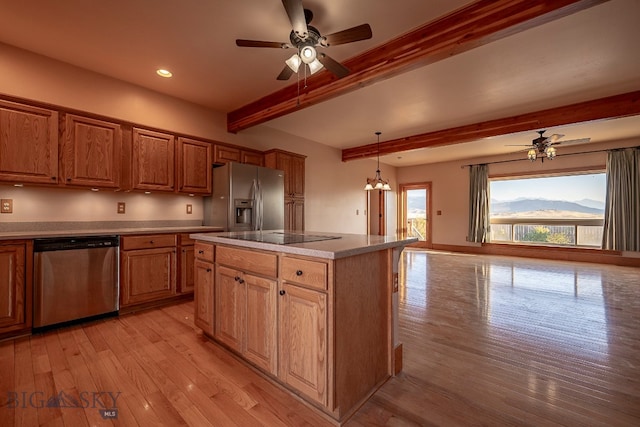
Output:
[
  {"xmin": 238, "ymin": 278, "xmax": 245, "ymax": 284},
  {"xmin": 234, "ymin": 276, "xmax": 240, "ymax": 282},
  {"xmin": 279, "ymin": 290, "xmax": 286, "ymax": 296},
  {"xmin": 198, "ymin": 250, "xmax": 204, "ymax": 254},
  {"xmin": 150, "ymin": 240, "xmax": 155, "ymax": 244},
  {"xmin": 66, "ymin": 177, "xmax": 71, "ymax": 181},
  {"xmin": 296, "ymin": 270, "xmax": 303, "ymax": 276},
  {"xmin": 206, "ymin": 268, "xmax": 212, "ymax": 273},
  {"xmin": 51, "ymin": 176, "xmax": 56, "ymax": 180}
]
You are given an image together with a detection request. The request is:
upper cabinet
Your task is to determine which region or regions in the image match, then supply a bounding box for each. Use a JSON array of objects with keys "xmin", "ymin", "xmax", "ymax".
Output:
[
  {"xmin": 132, "ymin": 127, "xmax": 175, "ymax": 192},
  {"xmin": 264, "ymin": 149, "xmax": 305, "ymax": 198},
  {"xmin": 177, "ymin": 137, "xmax": 211, "ymax": 195},
  {"xmin": 60, "ymin": 114, "xmax": 122, "ymax": 188},
  {"xmin": 0, "ymin": 100, "xmax": 58, "ymax": 185},
  {"xmin": 214, "ymin": 144, "xmax": 264, "ymax": 166}
]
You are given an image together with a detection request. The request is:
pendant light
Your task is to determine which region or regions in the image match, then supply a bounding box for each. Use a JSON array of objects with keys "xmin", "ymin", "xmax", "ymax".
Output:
[{"xmin": 364, "ymin": 131, "xmax": 391, "ymax": 191}]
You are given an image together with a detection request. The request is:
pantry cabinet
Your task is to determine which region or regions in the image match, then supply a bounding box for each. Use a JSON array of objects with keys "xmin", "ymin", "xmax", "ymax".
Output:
[
  {"xmin": 132, "ymin": 127, "xmax": 175, "ymax": 192},
  {"xmin": 264, "ymin": 149, "xmax": 306, "ymax": 231},
  {"xmin": 0, "ymin": 241, "xmax": 32, "ymax": 338},
  {"xmin": 60, "ymin": 114, "xmax": 122, "ymax": 188},
  {"xmin": 0, "ymin": 100, "xmax": 58, "ymax": 185}
]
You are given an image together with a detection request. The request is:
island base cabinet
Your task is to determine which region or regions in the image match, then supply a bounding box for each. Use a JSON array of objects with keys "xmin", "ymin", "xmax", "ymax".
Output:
[
  {"xmin": 215, "ymin": 264, "xmax": 278, "ymax": 375},
  {"xmin": 194, "ymin": 259, "xmax": 214, "ymax": 336},
  {"xmin": 278, "ymin": 282, "xmax": 327, "ymax": 407}
]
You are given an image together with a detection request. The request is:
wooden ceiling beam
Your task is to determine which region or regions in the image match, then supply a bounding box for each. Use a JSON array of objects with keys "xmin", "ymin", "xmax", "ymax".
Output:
[
  {"xmin": 227, "ymin": 0, "xmax": 608, "ymax": 133},
  {"xmin": 341, "ymin": 91, "xmax": 640, "ymax": 161}
]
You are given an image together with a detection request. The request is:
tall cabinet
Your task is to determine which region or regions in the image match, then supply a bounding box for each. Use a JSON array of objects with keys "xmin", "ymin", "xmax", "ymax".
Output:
[{"xmin": 264, "ymin": 149, "xmax": 306, "ymax": 231}]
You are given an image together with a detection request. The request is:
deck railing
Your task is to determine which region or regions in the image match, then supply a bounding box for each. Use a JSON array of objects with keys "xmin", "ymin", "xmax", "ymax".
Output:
[{"xmin": 490, "ymin": 217, "xmax": 604, "ymax": 247}]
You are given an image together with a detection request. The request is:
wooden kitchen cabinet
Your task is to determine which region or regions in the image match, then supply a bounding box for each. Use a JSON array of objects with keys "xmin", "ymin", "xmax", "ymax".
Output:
[
  {"xmin": 214, "ymin": 246, "xmax": 278, "ymax": 375},
  {"xmin": 60, "ymin": 114, "xmax": 122, "ymax": 189},
  {"xmin": 177, "ymin": 137, "xmax": 211, "ymax": 195},
  {"xmin": 213, "ymin": 143, "xmax": 264, "ymax": 166},
  {"xmin": 132, "ymin": 127, "xmax": 175, "ymax": 192},
  {"xmin": 279, "ymin": 281, "xmax": 328, "ymax": 405},
  {"xmin": 178, "ymin": 233, "xmax": 195, "ymax": 293},
  {"xmin": 0, "ymin": 241, "xmax": 32, "ymax": 338},
  {"xmin": 194, "ymin": 259, "xmax": 214, "ymax": 336},
  {"xmin": 264, "ymin": 149, "xmax": 306, "ymax": 231},
  {"xmin": 0, "ymin": 100, "xmax": 58, "ymax": 185},
  {"xmin": 120, "ymin": 234, "xmax": 177, "ymax": 307}
]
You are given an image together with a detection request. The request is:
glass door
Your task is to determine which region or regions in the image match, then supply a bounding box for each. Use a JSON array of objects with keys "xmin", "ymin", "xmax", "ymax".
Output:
[{"xmin": 399, "ymin": 182, "xmax": 432, "ymax": 248}]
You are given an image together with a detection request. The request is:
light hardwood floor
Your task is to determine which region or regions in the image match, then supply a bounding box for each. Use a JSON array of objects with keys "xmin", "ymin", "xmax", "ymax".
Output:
[{"xmin": 1, "ymin": 249, "xmax": 639, "ymax": 426}]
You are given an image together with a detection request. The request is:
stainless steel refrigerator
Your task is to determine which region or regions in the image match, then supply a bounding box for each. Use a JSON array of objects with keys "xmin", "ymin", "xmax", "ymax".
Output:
[{"xmin": 203, "ymin": 162, "xmax": 284, "ymax": 231}]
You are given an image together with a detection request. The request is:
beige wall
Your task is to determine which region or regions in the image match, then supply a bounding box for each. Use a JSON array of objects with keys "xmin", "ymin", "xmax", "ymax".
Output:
[
  {"xmin": 397, "ymin": 138, "xmax": 639, "ymax": 247},
  {"xmin": 0, "ymin": 42, "xmax": 397, "ymax": 234}
]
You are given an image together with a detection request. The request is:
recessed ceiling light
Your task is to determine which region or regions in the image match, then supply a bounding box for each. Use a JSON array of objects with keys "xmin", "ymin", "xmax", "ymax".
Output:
[{"xmin": 156, "ymin": 69, "xmax": 172, "ymax": 78}]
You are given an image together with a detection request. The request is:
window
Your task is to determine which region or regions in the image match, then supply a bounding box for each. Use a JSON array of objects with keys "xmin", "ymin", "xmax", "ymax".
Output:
[{"xmin": 489, "ymin": 173, "xmax": 606, "ymax": 247}]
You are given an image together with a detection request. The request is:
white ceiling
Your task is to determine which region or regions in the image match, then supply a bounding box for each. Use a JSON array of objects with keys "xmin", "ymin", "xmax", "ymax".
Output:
[{"xmin": 1, "ymin": 0, "xmax": 639, "ymax": 167}]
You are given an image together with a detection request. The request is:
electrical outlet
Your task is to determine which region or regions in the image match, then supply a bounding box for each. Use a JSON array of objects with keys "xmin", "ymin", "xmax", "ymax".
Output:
[
  {"xmin": 1, "ymin": 199, "xmax": 13, "ymax": 213},
  {"xmin": 117, "ymin": 202, "xmax": 126, "ymax": 214},
  {"xmin": 186, "ymin": 204, "xmax": 193, "ymax": 214}
]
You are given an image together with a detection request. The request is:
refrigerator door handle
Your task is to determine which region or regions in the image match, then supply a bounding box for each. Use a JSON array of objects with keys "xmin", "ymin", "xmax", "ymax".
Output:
[{"xmin": 256, "ymin": 179, "xmax": 264, "ymax": 230}]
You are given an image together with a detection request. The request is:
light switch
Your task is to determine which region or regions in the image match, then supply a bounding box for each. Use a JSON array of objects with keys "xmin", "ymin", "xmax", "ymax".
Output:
[{"xmin": 117, "ymin": 202, "xmax": 126, "ymax": 214}]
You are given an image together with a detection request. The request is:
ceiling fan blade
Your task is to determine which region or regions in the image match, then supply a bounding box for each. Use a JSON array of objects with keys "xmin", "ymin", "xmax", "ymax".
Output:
[
  {"xmin": 557, "ymin": 137, "xmax": 591, "ymax": 146},
  {"xmin": 546, "ymin": 133, "xmax": 565, "ymax": 143},
  {"xmin": 281, "ymin": 0, "xmax": 308, "ymax": 39},
  {"xmin": 321, "ymin": 24, "xmax": 373, "ymax": 46},
  {"xmin": 317, "ymin": 53, "xmax": 350, "ymax": 79},
  {"xmin": 505, "ymin": 144, "xmax": 534, "ymax": 146},
  {"xmin": 277, "ymin": 64, "xmax": 294, "ymax": 81},
  {"xmin": 236, "ymin": 39, "xmax": 291, "ymax": 49}
]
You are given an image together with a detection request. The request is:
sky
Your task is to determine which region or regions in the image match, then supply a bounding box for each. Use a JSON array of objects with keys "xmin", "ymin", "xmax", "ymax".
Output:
[{"xmin": 490, "ymin": 173, "xmax": 606, "ymax": 202}]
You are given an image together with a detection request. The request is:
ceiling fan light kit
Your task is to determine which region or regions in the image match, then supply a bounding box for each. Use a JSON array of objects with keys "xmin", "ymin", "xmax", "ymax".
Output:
[
  {"xmin": 512, "ymin": 130, "xmax": 589, "ymax": 162},
  {"xmin": 235, "ymin": 0, "xmax": 372, "ymax": 81},
  {"xmin": 365, "ymin": 131, "xmax": 391, "ymax": 191}
]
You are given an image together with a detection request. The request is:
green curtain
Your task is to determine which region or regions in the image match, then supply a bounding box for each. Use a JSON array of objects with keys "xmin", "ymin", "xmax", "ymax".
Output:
[
  {"xmin": 468, "ymin": 164, "xmax": 489, "ymax": 243},
  {"xmin": 602, "ymin": 148, "xmax": 640, "ymax": 251}
]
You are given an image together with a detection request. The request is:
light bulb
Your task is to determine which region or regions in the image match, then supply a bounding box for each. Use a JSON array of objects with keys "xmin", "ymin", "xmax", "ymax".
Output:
[{"xmin": 300, "ymin": 46, "xmax": 317, "ymax": 64}]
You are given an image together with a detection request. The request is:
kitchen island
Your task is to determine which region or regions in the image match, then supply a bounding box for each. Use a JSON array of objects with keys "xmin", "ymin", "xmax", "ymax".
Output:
[{"xmin": 189, "ymin": 231, "xmax": 416, "ymax": 424}]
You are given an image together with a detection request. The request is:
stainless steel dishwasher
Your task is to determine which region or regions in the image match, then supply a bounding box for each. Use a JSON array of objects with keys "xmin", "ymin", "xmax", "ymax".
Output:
[{"xmin": 33, "ymin": 235, "xmax": 119, "ymax": 328}]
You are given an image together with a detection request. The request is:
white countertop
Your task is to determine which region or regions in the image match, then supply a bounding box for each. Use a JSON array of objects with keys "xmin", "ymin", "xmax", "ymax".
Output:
[{"xmin": 190, "ymin": 231, "xmax": 418, "ymax": 259}]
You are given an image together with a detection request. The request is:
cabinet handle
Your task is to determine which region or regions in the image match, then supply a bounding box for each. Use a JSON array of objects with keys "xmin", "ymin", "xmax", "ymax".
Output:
[
  {"xmin": 51, "ymin": 176, "xmax": 56, "ymax": 180},
  {"xmin": 279, "ymin": 290, "xmax": 286, "ymax": 296},
  {"xmin": 198, "ymin": 250, "xmax": 204, "ymax": 254},
  {"xmin": 296, "ymin": 270, "xmax": 303, "ymax": 276},
  {"xmin": 234, "ymin": 276, "xmax": 240, "ymax": 282},
  {"xmin": 238, "ymin": 278, "xmax": 245, "ymax": 284},
  {"xmin": 206, "ymin": 268, "xmax": 212, "ymax": 273},
  {"xmin": 150, "ymin": 240, "xmax": 155, "ymax": 244},
  {"xmin": 66, "ymin": 177, "xmax": 71, "ymax": 181}
]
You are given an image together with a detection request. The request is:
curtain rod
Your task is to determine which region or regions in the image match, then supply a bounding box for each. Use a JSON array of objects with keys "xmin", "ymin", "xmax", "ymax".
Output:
[{"xmin": 460, "ymin": 145, "xmax": 640, "ymax": 169}]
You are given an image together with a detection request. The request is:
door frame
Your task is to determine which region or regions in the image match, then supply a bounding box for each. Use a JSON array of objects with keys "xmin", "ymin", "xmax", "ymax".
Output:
[
  {"xmin": 399, "ymin": 182, "xmax": 432, "ymax": 248},
  {"xmin": 366, "ymin": 189, "xmax": 387, "ymax": 235}
]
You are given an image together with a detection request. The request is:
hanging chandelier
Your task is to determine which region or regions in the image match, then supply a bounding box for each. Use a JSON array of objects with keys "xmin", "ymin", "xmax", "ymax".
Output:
[{"xmin": 364, "ymin": 131, "xmax": 391, "ymax": 191}]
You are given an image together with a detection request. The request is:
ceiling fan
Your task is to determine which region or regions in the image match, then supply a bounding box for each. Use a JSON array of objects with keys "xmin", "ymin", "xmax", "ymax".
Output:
[
  {"xmin": 235, "ymin": 0, "xmax": 372, "ymax": 80},
  {"xmin": 508, "ymin": 130, "xmax": 591, "ymax": 161}
]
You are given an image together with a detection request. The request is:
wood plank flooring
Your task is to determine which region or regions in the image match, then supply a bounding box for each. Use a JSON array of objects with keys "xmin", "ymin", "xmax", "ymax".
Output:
[{"xmin": 1, "ymin": 249, "xmax": 639, "ymax": 426}]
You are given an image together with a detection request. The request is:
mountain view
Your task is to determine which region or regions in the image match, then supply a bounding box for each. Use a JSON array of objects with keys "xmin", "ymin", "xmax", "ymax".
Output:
[{"xmin": 491, "ymin": 198, "xmax": 605, "ymax": 218}]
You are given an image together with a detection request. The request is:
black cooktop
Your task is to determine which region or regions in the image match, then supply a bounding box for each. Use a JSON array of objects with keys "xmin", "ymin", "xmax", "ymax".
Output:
[{"xmin": 223, "ymin": 232, "xmax": 341, "ymax": 245}]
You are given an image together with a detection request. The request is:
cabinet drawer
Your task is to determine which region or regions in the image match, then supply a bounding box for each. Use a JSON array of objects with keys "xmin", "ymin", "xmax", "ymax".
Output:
[
  {"xmin": 121, "ymin": 234, "xmax": 176, "ymax": 250},
  {"xmin": 216, "ymin": 246, "xmax": 277, "ymax": 278},
  {"xmin": 194, "ymin": 242, "xmax": 214, "ymax": 262},
  {"xmin": 180, "ymin": 233, "xmax": 196, "ymax": 246},
  {"xmin": 281, "ymin": 257, "xmax": 328, "ymax": 291}
]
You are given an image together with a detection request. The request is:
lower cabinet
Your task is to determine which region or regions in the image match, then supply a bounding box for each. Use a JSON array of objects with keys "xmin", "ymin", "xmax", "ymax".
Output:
[
  {"xmin": 214, "ymin": 247, "xmax": 278, "ymax": 375},
  {"xmin": 0, "ymin": 240, "xmax": 32, "ymax": 338},
  {"xmin": 194, "ymin": 258, "xmax": 214, "ymax": 336},
  {"xmin": 279, "ymin": 282, "xmax": 327, "ymax": 406},
  {"xmin": 120, "ymin": 234, "xmax": 177, "ymax": 308},
  {"xmin": 178, "ymin": 234, "xmax": 195, "ymax": 294}
]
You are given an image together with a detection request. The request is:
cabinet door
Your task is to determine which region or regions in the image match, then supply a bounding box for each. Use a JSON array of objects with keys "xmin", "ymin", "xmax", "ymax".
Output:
[
  {"xmin": 213, "ymin": 145, "xmax": 240, "ymax": 164},
  {"xmin": 179, "ymin": 245, "xmax": 195, "ymax": 293},
  {"xmin": 285, "ymin": 198, "xmax": 305, "ymax": 231},
  {"xmin": 132, "ymin": 128, "xmax": 175, "ymax": 191},
  {"xmin": 279, "ymin": 283, "xmax": 327, "ymax": 406},
  {"xmin": 215, "ymin": 265, "xmax": 244, "ymax": 352},
  {"xmin": 61, "ymin": 114, "xmax": 122, "ymax": 188},
  {"xmin": 0, "ymin": 244, "xmax": 28, "ymax": 331},
  {"xmin": 121, "ymin": 247, "xmax": 176, "ymax": 306},
  {"xmin": 289, "ymin": 155, "xmax": 305, "ymax": 198},
  {"xmin": 177, "ymin": 137, "xmax": 211, "ymax": 194},
  {"xmin": 244, "ymin": 273, "xmax": 277, "ymax": 374},
  {"xmin": 241, "ymin": 150, "xmax": 264, "ymax": 166},
  {"xmin": 194, "ymin": 260, "xmax": 214, "ymax": 335},
  {"xmin": 0, "ymin": 100, "xmax": 58, "ymax": 184}
]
